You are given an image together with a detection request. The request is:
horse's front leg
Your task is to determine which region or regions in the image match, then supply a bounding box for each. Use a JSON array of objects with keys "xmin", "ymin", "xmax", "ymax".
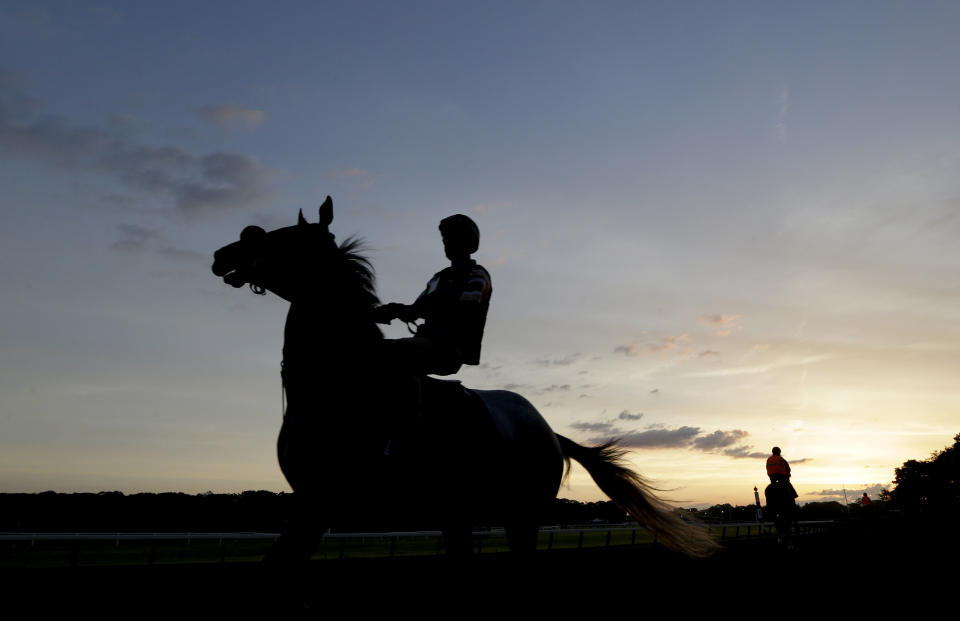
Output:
[
  {"xmin": 264, "ymin": 501, "xmax": 326, "ymax": 566},
  {"xmin": 442, "ymin": 525, "xmax": 474, "ymax": 557}
]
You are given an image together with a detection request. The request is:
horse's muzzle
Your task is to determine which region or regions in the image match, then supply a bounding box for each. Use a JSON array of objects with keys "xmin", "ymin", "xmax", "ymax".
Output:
[{"xmin": 212, "ymin": 239, "xmax": 250, "ymax": 287}]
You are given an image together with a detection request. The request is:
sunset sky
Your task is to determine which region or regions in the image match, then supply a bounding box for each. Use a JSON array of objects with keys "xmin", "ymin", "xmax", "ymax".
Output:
[{"xmin": 2, "ymin": 1, "xmax": 958, "ymax": 508}]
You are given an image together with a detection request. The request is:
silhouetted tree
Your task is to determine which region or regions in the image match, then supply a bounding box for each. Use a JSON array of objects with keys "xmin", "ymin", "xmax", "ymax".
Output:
[{"xmin": 887, "ymin": 433, "xmax": 960, "ymax": 513}]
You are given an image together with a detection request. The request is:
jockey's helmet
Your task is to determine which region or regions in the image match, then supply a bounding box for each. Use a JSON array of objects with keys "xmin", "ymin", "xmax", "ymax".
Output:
[{"xmin": 439, "ymin": 214, "xmax": 480, "ymax": 255}]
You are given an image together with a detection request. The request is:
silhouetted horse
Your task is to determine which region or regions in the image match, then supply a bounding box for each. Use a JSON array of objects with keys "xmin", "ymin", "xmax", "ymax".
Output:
[
  {"xmin": 764, "ymin": 480, "xmax": 796, "ymax": 546},
  {"xmin": 212, "ymin": 197, "xmax": 717, "ymax": 559}
]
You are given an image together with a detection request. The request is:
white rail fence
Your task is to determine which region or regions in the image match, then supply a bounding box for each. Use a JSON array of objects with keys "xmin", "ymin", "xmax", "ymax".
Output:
[{"xmin": 1, "ymin": 521, "xmax": 832, "ymax": 566}]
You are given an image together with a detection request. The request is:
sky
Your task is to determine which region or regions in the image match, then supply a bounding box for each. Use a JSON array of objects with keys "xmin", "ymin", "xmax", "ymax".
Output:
[{"xmin": 1, "ymin": 1, "xmax": 959, "ymax": 509}]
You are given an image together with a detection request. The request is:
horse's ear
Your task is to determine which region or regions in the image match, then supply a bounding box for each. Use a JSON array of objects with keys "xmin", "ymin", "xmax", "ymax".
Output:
[
  {"xmin": 297, "ymin": 209, "xmax": 308, "ymax": 227},
  {"xmin": 319, "ymin": 196, "xmax": 333, "ymax": 228}
]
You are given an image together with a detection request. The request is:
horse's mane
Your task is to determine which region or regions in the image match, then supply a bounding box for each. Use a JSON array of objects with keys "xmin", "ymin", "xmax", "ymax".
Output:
[{"xmin": 334, "ymin": 236, "xmax": 380, "ymax": 309}]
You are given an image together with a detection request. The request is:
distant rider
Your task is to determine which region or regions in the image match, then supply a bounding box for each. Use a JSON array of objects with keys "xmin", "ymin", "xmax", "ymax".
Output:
[{"xmin": 766, "ymin": 446, "xmax": 798, "ymax": 498}]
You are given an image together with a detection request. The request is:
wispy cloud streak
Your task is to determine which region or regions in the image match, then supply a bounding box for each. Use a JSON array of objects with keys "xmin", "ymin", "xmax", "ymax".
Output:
[
  {"xmin": 0, "ymin": 78, "xmax": 272, "ymax": 218},
  {"xmin": 685, "ymin": 354, "xmax": 833, "ymax": 378},
  {"xmin": 196, "ymin": 104, "xmax": 265, "ymax": 129}
]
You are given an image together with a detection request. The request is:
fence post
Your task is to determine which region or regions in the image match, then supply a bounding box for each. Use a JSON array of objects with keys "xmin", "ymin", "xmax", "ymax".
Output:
[
  {"xmin": 577, "ymin": 531, "xmax": 584, "ymax": 549},
  {"xmin": 547, "ymin": 531, "xmax": 554, "ymax": 550}
]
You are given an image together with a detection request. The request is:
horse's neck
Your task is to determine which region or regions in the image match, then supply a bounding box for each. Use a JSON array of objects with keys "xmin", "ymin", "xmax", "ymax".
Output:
[{"xmin": 283, "ymin": 300, "xmax": 381, "ymax": 376}]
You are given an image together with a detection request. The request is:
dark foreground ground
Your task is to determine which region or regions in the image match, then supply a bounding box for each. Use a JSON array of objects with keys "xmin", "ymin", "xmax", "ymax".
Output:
[{"xmin": 4, "ymin": 520, "xmax": 953, "ymax": 617}]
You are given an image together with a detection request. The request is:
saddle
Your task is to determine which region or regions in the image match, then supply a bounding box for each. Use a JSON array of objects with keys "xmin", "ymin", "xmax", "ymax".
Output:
[
  {"xmin": 383, "ymin": 376, "xmax": 495, "ymax": 460},
  {"xmin": 765, "ymin": 479, "xmax": 799, "ymax": 503},
  {"xmin": 421, "ymin": 377, "xmax": 487, "ymax": 422}
]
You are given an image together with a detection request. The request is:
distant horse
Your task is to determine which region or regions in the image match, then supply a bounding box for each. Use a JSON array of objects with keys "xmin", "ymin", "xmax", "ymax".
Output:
[
  {"xmin": 764, "ymin": 480, "xmax": 796, "ymax": 546},
  {"xmin": 211, "ymin": 197, "xmax": 717, "ymax": 559}
]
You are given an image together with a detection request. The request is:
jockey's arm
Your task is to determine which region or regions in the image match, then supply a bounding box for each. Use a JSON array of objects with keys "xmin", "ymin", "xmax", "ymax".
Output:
[
  {"xmin": 457, "ymin": 267, "xmax": 492, "ymax": 307},
  {"xmin": 372, "ymin": 302, "xmax": 420, "ymax": 325}
]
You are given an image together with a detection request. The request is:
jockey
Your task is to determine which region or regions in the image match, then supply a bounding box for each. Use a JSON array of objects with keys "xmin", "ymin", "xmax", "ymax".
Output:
[
  {"xmin": 373, "ymin": 214, "xmax": 492, "ymax": 377},
  {"xmin": 766, "ymin": 446, "xmax": 799, "ymax": 499},
  {"xmin": 766, "ymin": 446, "xmax": 791, "ymax": 484}
]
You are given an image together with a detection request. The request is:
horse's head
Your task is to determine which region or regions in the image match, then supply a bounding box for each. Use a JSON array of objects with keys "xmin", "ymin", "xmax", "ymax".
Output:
[{"xmin": 212, "ymin": 196, "xmax": 340, "ymax": 302}]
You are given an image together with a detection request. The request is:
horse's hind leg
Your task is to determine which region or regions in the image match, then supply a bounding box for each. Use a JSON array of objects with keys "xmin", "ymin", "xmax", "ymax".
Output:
[{"xmin": 505, "ymin": 520, "xmax": 539, "ymax": 555}]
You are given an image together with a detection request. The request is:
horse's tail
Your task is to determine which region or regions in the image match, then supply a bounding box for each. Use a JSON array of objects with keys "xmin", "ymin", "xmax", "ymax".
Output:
[{"xmin": 556, "ymin": 434, "xmax": 720, "ymax": 558}]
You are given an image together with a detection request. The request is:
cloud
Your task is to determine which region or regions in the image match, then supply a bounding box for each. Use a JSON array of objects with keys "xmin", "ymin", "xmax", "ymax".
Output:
[
  {"xmin": 685, "ymin": 354, "xmax": 833, "ymax": 378},
  {"xmin": 156, "ymin": 245, "xmax": 207, "ymax": 264},
  {"xmin": 323, "ymin": 167, "xmax": 376, "ymax": 191},
  {"xmin": 721, "ymin": 446, "xmax": 769, "ymax": 459},
  {"xmin": 699, "ymin": 313, "xmax": 742, "ymax": 336},
  {"xmin": 614, "ymin": 334, "xmax": 688, "ymax": 356},
  {"xmin": 195, "ymin": 104, "xmax": 264, "ymax": 129},
  {"xmin": 650, "ymin": 334, "xmax": 688, "ymax": 353},
  {"xmin": 649, "ymin": 388, "xmax": 659, "ymax": 394},
  {"xmin": 571, "ymin": 421, "xmax": 621, "ymax": 434},
  {"xmin": 326, "ymin": 167, "xmax": 371, "ymax": 178},
  {"xmin": 175, "ymin": 152, "xmax": 270, "ymax": 217},
  {"xmin": 535, "ymin": 353, "xmax": 581, "ymax": 367},
  {"xmin": 110, "ymin": 223, "xmax": 205, "ymax": 263},
  {"xmin": 0, "ymin": 80, "xmax": 272, "ymax": 218},
  {"xmin": 807, "ymin": 483, "xmax": 885, "ymax": 499},
  {"xmin": 573, "ymin": 420, "xmax": 793, "ymax": 464},
  {"xmin": 541, "ymin": 384, "xmax": 571, "ymax": 393},
  {"xmin": 602, "ymin": 426, "xmax": 702, "ymax": 448},
  {"xmin": 501, "ymin": 383, "xmax": 531, "ymax": 391},
  {"xmin": 698, "ymin": 350, "xmax": 720, "ymax": 358},
  {"xmin": 693, "ymin": 429, "xmax": 749, "ymax": 451},
  {"xmin": 111, "ymin": 224, "xmax": 163, "ymax": 252},
  {"xmin": 473, "ymin": 202, "xmax": 514, "ymax": 214}
]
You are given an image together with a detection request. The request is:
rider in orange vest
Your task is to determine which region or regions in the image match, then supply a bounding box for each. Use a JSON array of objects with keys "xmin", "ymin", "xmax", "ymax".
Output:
[
  {"xmin": 766, "ymin": 446, "xmax": 798, "ymax": 498},
  {"xmin": 766, "ymin": 446, "xmax": 791, "ymax": 484}
]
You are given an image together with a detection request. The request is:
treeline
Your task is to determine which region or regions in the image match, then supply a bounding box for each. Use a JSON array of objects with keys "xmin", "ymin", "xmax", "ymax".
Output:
[
  {"xmin": 11, "ymin": 431, "xmax": 953, "ymax": 533},
  {"xmin": 684, "ymin": 500, "xmax": 883, "ymax": 523},
  {"xmin": 885, "ymin": 432, "xmax": 960, "ymax": 513},
  {"xmin": 0, "ymin": 491, "xmax": 626, "ymax": 533}
]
